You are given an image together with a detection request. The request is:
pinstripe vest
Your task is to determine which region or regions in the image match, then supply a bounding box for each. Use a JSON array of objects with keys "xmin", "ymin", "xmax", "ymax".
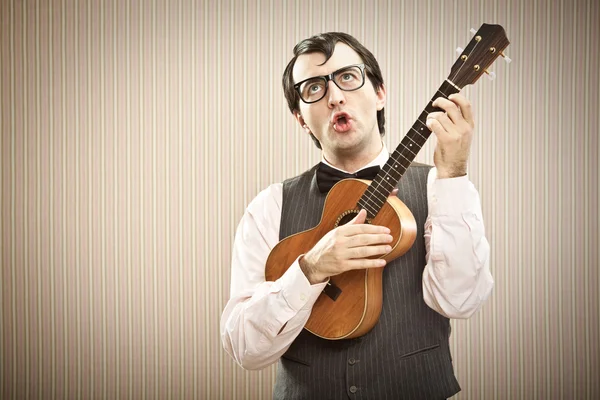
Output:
[{"xmin": 273, "ymin": 163, "xmax": 461, "ymax": 400}]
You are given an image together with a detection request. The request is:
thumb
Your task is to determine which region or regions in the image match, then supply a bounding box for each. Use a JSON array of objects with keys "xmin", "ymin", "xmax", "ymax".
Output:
[{"xmin": 350, "ymin": 209, "xmax": 367, "ymax": 224}]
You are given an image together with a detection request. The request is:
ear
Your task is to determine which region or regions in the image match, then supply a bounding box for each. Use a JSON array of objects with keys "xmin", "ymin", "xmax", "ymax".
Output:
[
  {"xmin": 375, "ymin": 83, "xmax": 386, "ymax": 111},
  {"xmin": 294, "ymin": 111, "xmax": 311, "ymax": 134}
]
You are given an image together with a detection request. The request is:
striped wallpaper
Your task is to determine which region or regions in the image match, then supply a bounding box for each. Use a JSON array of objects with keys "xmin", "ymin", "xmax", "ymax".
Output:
[{"xmin": 1, "ymin": 0, "xmax": 598, "ymax": 399}]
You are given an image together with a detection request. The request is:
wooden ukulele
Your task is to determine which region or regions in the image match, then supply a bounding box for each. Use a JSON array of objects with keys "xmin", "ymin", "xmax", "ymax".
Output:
[{"xmin": 265, "ymin": 23, "xmax": 510, "ymax": 340}]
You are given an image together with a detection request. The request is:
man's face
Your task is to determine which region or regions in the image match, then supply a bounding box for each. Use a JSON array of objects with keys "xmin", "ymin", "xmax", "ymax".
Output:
[{"xmin": 292, "ymin": 43, "xmax": 386, "ymax": 161}]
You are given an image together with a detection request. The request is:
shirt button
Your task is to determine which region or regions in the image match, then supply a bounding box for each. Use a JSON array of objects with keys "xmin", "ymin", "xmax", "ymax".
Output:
[
  {"xmin": 348, "ymin": 358, "xmax": 356, "ymax": 365},
  {"xmin": 300, "ymin": 293, "xmax": 306, "ymax": 301},
  {"xmin": 349, "ymin": 385, "xmax": 358, "ymax": 393}
]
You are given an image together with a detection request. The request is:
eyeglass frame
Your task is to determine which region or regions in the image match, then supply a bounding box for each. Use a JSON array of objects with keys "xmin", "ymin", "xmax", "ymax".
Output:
[{"xmin": 293, "ymin": 63, "xmax": 367, "ymax": 104}]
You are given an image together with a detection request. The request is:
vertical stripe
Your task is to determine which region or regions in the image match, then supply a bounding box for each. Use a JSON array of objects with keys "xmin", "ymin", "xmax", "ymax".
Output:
[
  {"xmin": 243, "ymin": 0, "xmax": 248, "ymax": 208},
  {"xmin": 216, "ymin": 1, "xmax": 224, "ymax": 397},
  {"xmin": 557, "ymin": 0, "xmax": 565, "ymax": 396},
  {"xmin": 583, "ymin": 3, "xmax": 591, "ymax": 399},
  {"xmin": 530, "ymin": 0, "xmax": 538, "ymax": 396},
  {"xmin": 21, "ymin": 1, "xmax": 31, "ymax": 397},
  {"xmin": 100, "ymin": 2, "xmax": 107, "ymax": 396},
  {"xmin": 60, "ymin": 1, "xmax": 69, "ymax": 396},
  {"xmin": 111, "ymin": 0, "xmax": 120, "ymax": 395},
  {"xmin": 137, "ymin": 0, "xmax": 146, "ymax": 397},
  {"xmin": 517, "ymin": 1, "xmax": 525, "ymax": 398},
  {"xmin": 164, "ymin": 1, "xmax": 173, "ymax": 397},
  {"xmin": 1, "ymin": 0, "xmax": 5, "ymax": 397},
  {"xmin": 74, "ymin": 1, "xmax": 81, "ymax": 397},
  {"xmin": 177, "ymin": 0, "xmax": 185, "ymax": 397},
  {"xmin": 191, "ymin": 0, "xmax": 199, "ymax": 397},
  {"xmin": 544, "ymin": 0, "xmax": 552, "ymax": 395},
  {"xmin": 570, "ymin": 3, "xmax": 577, "ymax": 397},
  {"xmin": 86, "ymin": 1, "xmax": 95, "ymax": 397},
  {"xmin": 151, "ymin": 0, "xmax": 159, "ymax": 397},
  {"xmin": 203, "ymin": 1, "xmax": 210, "ymax": 398},
  {"xmin": 34, "ymin": 0, "xmax": 45, "ymax": 396},
  {"xmin": 125, "ymin": 0, "xmax": 133, "ymax": 398},
  {"xmin": 9, "ymin": 0, "xmax": 17, "ymax": 397},
  {"xmin": 48, "ymin": 3, "xmax": 56, "ymax": 397}
]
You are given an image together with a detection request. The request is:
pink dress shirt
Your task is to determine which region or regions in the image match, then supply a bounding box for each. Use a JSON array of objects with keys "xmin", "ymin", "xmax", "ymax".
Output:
[{"xmin": 220, "ymin": 148, "xmax": 493, "ymax": 370}]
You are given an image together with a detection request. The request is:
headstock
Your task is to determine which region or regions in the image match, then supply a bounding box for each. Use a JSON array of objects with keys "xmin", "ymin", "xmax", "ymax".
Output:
[{"xmin": 448, "ymin": 23, "xmax": 510, "ymax": 88}]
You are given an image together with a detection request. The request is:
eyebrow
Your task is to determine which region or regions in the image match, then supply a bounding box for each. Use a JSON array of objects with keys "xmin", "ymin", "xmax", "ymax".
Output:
[{"xmin": 295, "ymin": 64, "xmax": 362, "ymax": 85}]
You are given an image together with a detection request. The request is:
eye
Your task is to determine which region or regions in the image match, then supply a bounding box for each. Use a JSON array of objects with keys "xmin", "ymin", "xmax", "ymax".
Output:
[
  {"xmin": 341, "ymin": 73, "xmax": 355, "ymax": 82},
  {"xmin": 309, "ymin": 83, "xmax": 323, "ymax": 93},
  {"xmin": 300, "ymin": 79, "xmax": 325, "ymax": 98}
]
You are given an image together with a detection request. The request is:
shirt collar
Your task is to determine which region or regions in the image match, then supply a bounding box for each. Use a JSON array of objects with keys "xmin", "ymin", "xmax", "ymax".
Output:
[{"xmin": 320, "ymin": 142, "xmax": 389, "ymax": 173}]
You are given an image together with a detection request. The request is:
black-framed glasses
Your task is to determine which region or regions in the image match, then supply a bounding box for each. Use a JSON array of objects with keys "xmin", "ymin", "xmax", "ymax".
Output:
[{"xmin": 294, "ymin": 63, "xmax": 366, "ymax": 104}]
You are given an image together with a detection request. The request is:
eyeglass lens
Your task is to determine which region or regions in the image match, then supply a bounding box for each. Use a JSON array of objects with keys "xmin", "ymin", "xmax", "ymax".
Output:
[{"xmin": 298, "ymin": 65, "xmax": 364, "ymax": 103}]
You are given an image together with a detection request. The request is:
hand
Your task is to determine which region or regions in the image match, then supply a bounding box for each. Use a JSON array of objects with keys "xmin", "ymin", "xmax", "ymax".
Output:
[
  {"xmin": 299, "ymin": 209, "xmax": 394, "ymax": 284},
  {"xmin": 426, "ymin": 93, "xmax": 475, "ymax": 179}
]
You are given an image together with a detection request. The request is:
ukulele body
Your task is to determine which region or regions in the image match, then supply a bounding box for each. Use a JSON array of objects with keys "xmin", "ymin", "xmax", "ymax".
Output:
[{"xmin": 265, "ymin": 178, "xmax": 417, "ymax": 340}]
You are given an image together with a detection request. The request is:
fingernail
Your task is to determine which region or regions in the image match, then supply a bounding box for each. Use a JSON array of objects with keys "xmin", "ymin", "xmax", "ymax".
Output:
[{"xmin": 385, "ymin": 246, "xmax": 392, "ymax": 252}]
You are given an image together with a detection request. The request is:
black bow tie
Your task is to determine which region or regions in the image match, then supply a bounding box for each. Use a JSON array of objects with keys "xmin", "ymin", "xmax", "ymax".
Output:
[{"xmin": 316, "ymin": 162, "xmax": 381, "ymax": 193}]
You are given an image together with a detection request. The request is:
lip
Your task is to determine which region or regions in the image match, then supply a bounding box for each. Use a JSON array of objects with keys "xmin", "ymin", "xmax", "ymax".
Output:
[{"xmin": 330, "ymin": 111, "xmax": 352, "ymax": 125}]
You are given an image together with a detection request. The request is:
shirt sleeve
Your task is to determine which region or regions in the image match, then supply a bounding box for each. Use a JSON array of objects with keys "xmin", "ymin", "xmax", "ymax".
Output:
[
  {"xmin": 422, "ymin": 167, "xmax": 494, "ymax": 319},
  {"xmin": 220, "ymin": 183, "xmax": 328, "ymax": 370}
]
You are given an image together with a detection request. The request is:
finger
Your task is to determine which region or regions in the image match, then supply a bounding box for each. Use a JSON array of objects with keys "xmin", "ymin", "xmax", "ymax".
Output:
[
  {"xmin": 430, "ymin": 112, "xmax": 458, "ymax": 136},
  {"xmin": 389, "ymin": 188, "xmax": 399, "ymax": 197},
  {"xmin": 426, "ymin": 111, "xmax": 448, "ymax": 130},
  {"xmin": 345, "ymin": 258, "xmax": 387, "ymax": 270},
  {"xmin": 342, "ymin": 223, "xmax": 391, "ymax": 236},
  {"xmin": 349, "ymin": 209, "xmax": 367, "ymax": 225},
  {"xmin": 348, "ymin": 244, "xmax": 392, "ymax": 260},
  {"xmin": 346, "ymin": 233, "xmax": 393, "ymax": 248},
  {"xmin": 448, "ymin": 93, "xmax": 474, "ymax": 126},
  {"xmin": 426, "ymin": 116, "xmax": 451, "ymax": 139},
  {"xmin": 433, "ymin": 97, "xmax": 464, "ymax": 125}
]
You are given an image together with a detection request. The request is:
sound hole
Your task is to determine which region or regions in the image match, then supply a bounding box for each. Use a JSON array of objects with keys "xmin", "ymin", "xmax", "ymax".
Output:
[
  {"xmin": 335, "ymin": 209, "xmax": 371, "ymax": 228},
  {"xmin": 338, "ymin": 212, "xmax": 358, "ymax": 226}
]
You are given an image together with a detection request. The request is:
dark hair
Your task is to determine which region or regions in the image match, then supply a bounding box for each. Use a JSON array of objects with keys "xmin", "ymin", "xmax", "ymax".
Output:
[{"xmin": 282, "ymin": 32, "xmax": 386, "ymax": 149}]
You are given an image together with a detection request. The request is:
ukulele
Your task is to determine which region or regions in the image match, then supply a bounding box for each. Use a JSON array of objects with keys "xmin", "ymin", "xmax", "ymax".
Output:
[{"xmin": 265, "ymin": 23, "xmax": 510, "ymax": 340}]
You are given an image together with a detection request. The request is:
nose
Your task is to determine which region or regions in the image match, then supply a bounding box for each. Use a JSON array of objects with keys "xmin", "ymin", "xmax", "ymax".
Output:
[{"xmin": 327, "ymin": 80, "xmax": 346, "ymax": 108}]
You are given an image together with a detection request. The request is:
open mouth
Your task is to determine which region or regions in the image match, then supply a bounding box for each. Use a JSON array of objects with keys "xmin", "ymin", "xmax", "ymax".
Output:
[{"xmin": 332, "ymin": 112, "xmax": 352, "ymax": 132}]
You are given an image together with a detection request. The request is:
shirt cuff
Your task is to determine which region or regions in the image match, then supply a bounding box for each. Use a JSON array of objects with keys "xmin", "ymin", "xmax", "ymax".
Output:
[
  {"xmin": 278, "ymin": 257, "xmax": 328, "ymax": 312},
  {"xmin": 429, "ymin": 173, "xmax": 479, "ymax": 216}
]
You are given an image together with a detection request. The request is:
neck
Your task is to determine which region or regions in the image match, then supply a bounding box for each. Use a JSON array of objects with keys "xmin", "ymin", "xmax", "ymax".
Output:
[{"xmin": 323, "ymin": 141, "xmax": 383, "ymax": 173}]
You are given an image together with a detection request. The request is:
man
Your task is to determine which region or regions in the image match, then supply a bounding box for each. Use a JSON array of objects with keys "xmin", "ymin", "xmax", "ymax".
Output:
[{"xmin": 221, "ymin": 32, "xmax": 493, "ymax": 399}]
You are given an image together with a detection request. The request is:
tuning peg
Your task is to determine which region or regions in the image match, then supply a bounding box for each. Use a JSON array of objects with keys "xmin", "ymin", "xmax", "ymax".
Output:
[
  {"xmin": 456, "ymin": 47, "xmax": 464, "ymax": 54},
  {"xmin": 500, "ymin": 51, "xmax": 512, "ymax": 64},
  {"xmin": 484, "ymin": 70, "xmax": 496, "ymax": 80},
  {"xmin": 470, "ymin": 28, "xmax": 477, "ymax": 35}
]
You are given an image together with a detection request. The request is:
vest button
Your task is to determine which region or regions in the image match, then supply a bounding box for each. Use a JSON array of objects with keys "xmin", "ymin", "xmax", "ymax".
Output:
[
  {"xmin": 348, "ymin": 358, "xmax": 356, "ymax": 365},
  {"xmin": 349, "ymin": 385, "xmax": 358, "ymax": 393}
]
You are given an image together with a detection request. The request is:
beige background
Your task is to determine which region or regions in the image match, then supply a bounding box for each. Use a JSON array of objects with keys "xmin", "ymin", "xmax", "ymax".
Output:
[{"xmin": 1, "ymin": 0, "xmax": 599, "ymax": 399}]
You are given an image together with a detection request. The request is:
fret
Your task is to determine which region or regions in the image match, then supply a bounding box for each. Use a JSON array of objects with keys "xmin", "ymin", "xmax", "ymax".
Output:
[
  {"xmin": 399, "ymin": 140, "xmax": 418, "ymax": 157},
  {"xmin": 366, "ymin": 178, "xmax": 395, "ymax": 196},
  {"xmin": 368, "ymin": 181, "xmax": 393, "ymax": 198},
  {"xmin": 406, "ymin": 131, "xmax": 425, "ymax": 148},
  {"xmin": 389, "ymin": 153, "xmax": 411, "ymax": 169},
  {"xmin": 357, "ymin": 199, "xmax": 378, "ymax": 216},
  {"xmin": 375, "ymin": 174, "xmax": 398, "ymax": 191}
]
